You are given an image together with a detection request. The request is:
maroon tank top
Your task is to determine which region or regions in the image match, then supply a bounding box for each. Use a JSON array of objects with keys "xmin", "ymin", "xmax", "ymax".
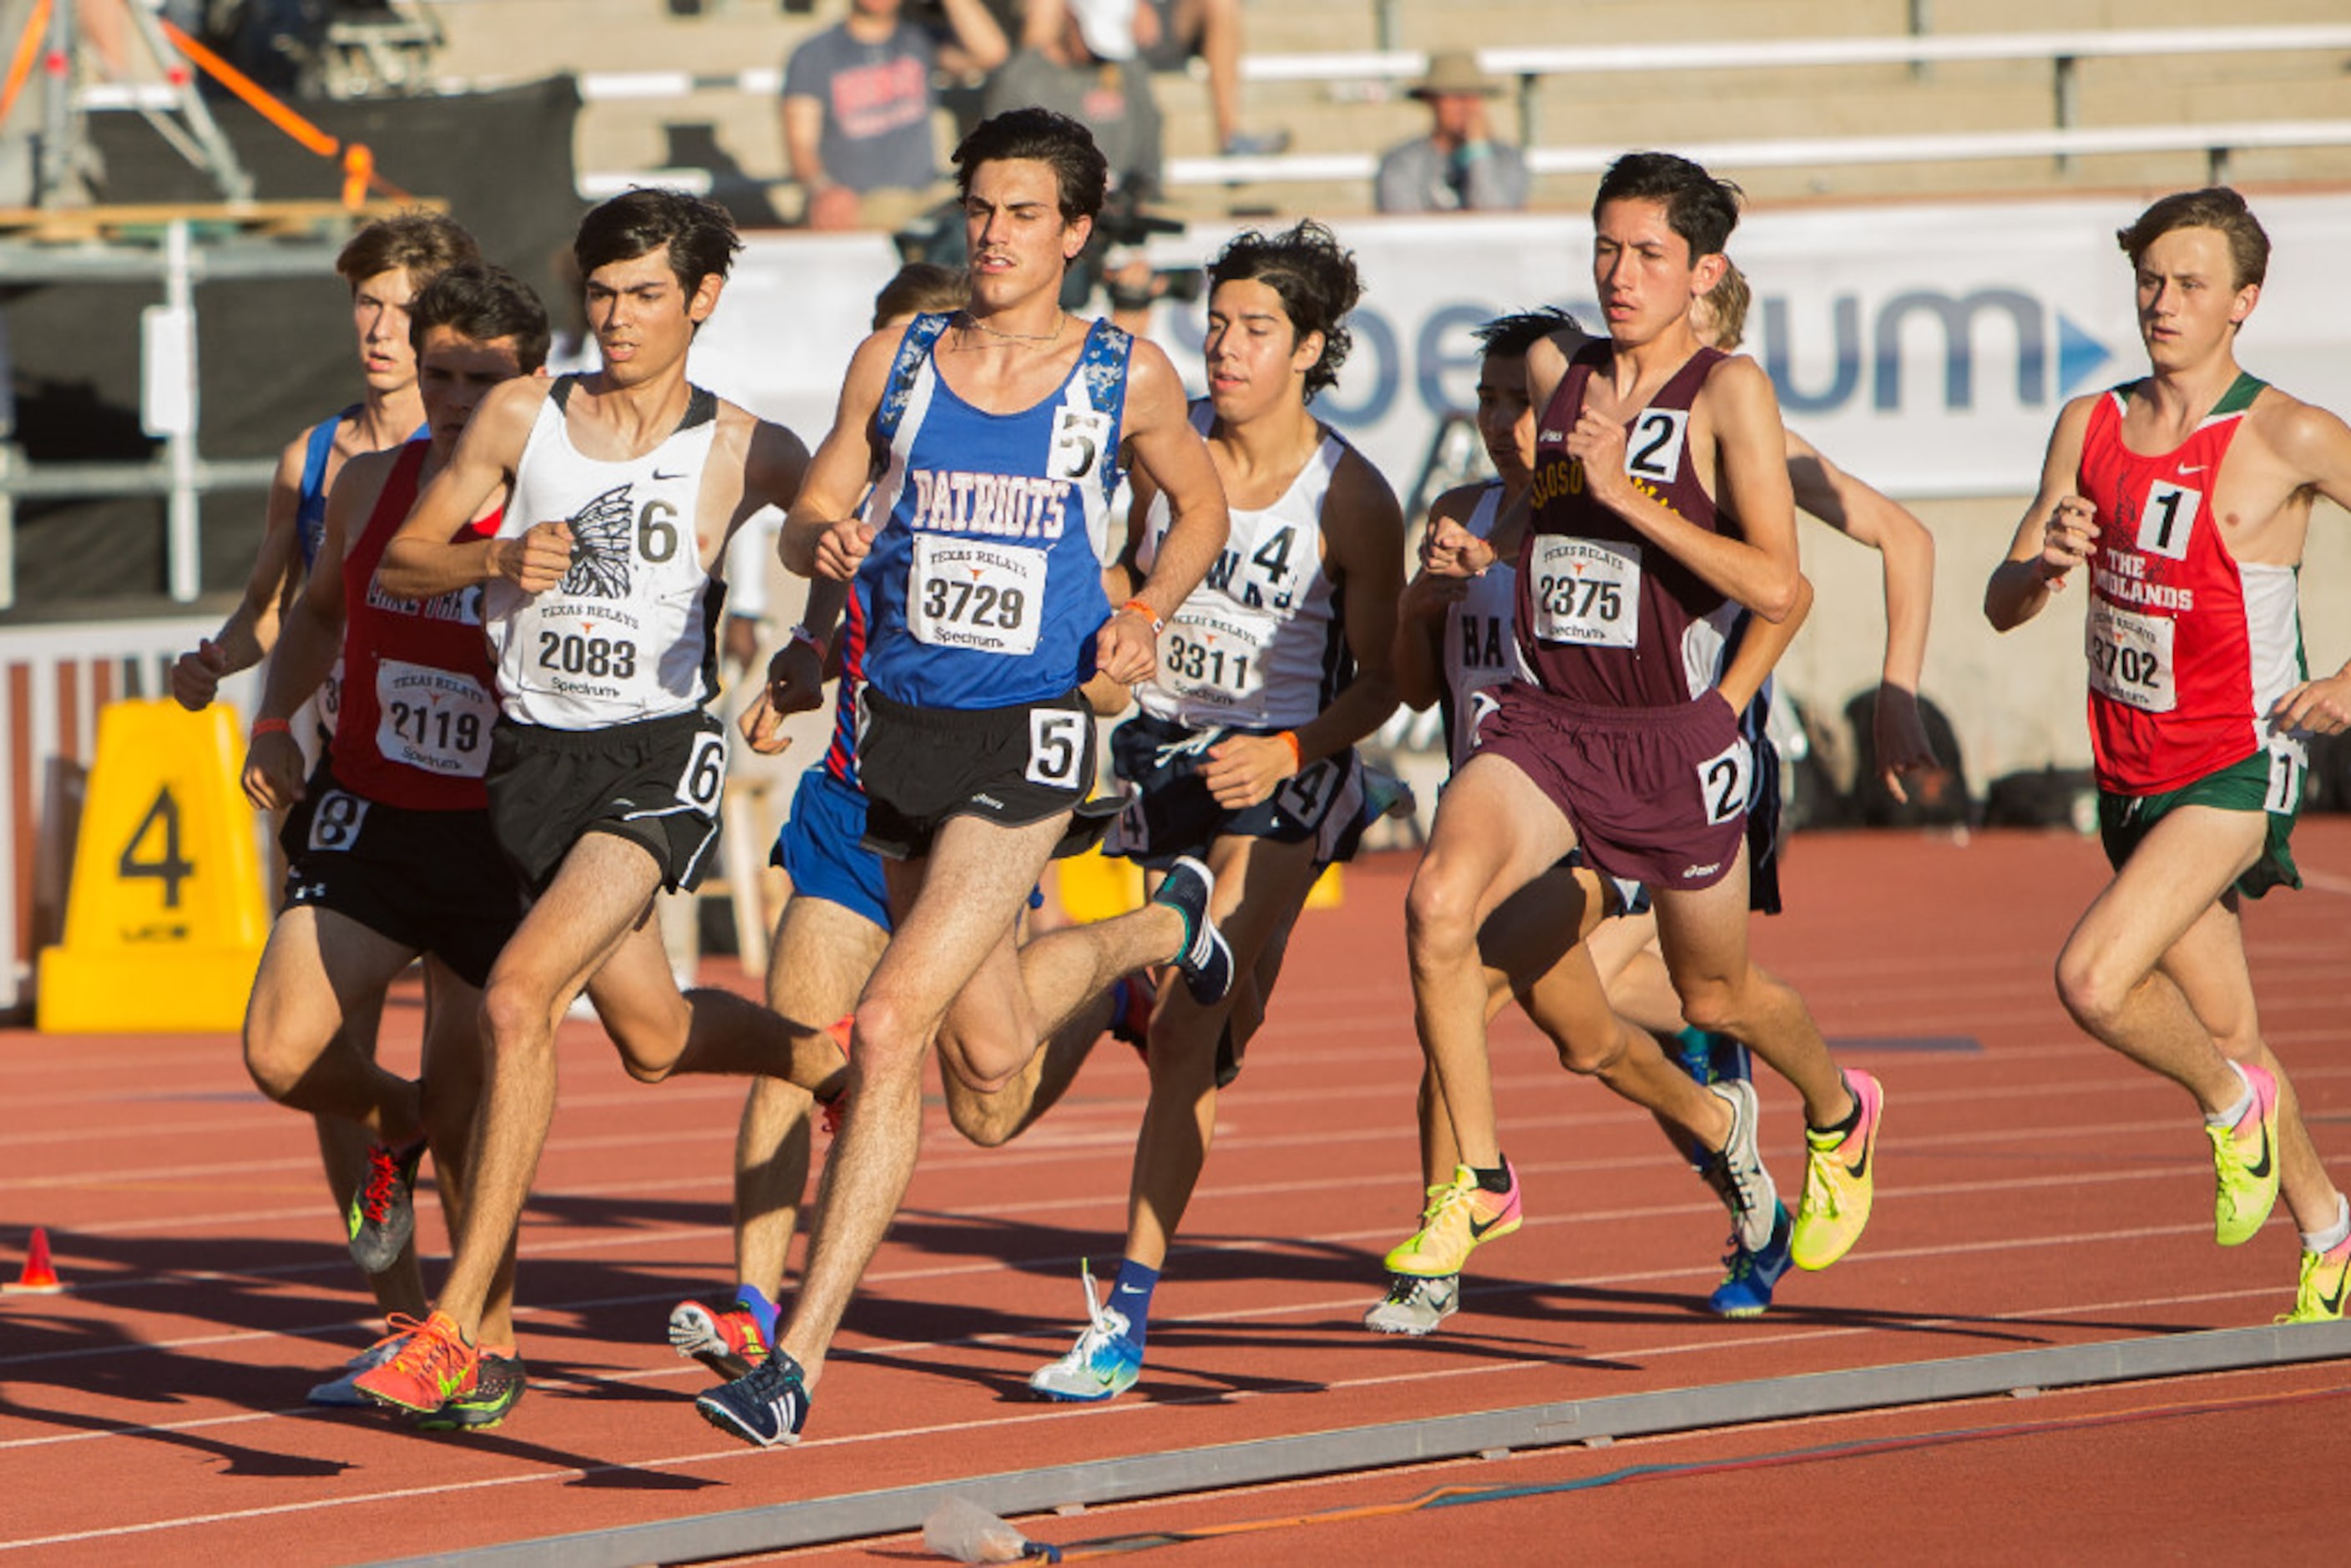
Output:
[{"xmin": 1516, "ymin": 342, "xmax": 1737, "ymax": 710}]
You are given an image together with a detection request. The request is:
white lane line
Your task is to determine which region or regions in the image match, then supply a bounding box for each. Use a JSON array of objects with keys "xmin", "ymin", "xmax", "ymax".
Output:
[{"xmin": 0, "ymin": 1272, "xmax": 2293, "ymax": 1553}]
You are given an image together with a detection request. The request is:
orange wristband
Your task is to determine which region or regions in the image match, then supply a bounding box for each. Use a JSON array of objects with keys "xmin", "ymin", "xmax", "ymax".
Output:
[
  {"xmin": 1276, "ymin": 729, "xmax": 1302, "ymax": 767},
  {"xmin": 1120, "ymin": 597, "xmax": 1164, "ymax": 635},
  {"xmin": 252, "ymin": 717, "xmax": 292, "ymax": 738}
]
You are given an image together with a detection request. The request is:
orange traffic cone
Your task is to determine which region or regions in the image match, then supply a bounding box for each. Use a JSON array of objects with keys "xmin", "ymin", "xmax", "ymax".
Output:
[{"xmin": 6, "ymin": 1227, "xmax": 63, "ymax": 1294}]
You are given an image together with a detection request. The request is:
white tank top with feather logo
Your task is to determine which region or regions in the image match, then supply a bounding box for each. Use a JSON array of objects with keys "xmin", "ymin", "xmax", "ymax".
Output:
[{"xmin": 483, "ymin": 377, "xmax": 727, "ymax": 729}]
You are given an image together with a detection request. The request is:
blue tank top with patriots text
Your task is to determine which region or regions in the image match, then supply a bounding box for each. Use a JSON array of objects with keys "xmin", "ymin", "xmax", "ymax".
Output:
[{"xmin": 852, "ymin": 312, "xmax": 1131, "ymax": 710}]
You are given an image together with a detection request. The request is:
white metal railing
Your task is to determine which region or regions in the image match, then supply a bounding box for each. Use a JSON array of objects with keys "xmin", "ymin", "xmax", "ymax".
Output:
[
  {"xmin": 567, "ymin": 25, "xmax": 2351, "ymax": 99},
  {"xmin": 577, "ymin": 67, "xmax": 781, "ymax": 101},
  {"xmin": 1170, "ymin": 119, "xmax": 2351, "ymax": 189},
  {"xmin": 1239, "ymin": 26, "xmax": 2351, "ymax": 83}
]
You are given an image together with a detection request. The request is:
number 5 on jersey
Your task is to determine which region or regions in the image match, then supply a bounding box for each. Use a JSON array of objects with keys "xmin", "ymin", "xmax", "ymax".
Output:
[{"xmin": 1028, "ymin": 710, "xmax": 1086, "ymax": 787}]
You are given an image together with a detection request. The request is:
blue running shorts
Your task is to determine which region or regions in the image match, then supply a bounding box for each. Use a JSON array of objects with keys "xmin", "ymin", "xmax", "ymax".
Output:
[{"xmin": 771, "ymin": 766, "xmax": 893, "ymax": 932}]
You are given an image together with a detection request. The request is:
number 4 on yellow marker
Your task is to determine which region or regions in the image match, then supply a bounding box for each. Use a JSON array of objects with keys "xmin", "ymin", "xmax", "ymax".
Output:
[{"xmin": 38, "ymin": 700, "xmax": 268, "ymax": 1032}]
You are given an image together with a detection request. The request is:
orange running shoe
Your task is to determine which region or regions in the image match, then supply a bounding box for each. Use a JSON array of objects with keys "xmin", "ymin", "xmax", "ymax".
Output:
[{"xmin": 354, "ymin": 1311, "xmax": 478, "ymax": 1414}]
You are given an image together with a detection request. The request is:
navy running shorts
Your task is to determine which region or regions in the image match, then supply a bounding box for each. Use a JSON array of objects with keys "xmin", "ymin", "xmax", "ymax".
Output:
[{"xmin": 1103, "ymin": 710, "xmax": 1368, "ymax": 872}]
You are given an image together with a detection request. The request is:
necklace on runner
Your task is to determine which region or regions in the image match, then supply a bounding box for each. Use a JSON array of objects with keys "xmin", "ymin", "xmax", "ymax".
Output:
[{"xmin": 959, "ymin": 310, "xmax": 1064, "ymax": 346}]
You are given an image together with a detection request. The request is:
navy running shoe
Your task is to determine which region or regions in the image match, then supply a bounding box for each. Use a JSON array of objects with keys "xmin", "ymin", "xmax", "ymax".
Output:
[
  {"xmin": 696, "ymin": 1348, "xmax": 811, "ymax": 1448},
  {"xmin": 1151, "ymin": 856, "xmax": 1232, "ymax": 1005}
]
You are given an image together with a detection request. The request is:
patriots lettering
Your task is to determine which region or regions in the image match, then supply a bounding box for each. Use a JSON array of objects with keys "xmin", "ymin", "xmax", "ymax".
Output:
[{"xmin": 908, "ymin": 470, "xmax": 1070, "ymax": 540}]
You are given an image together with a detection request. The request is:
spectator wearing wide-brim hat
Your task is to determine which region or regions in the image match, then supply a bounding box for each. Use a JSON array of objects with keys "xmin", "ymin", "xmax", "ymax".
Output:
[{"xmin": 1377, "ymin": 49, "xmax": 1529, "ymax": 213}]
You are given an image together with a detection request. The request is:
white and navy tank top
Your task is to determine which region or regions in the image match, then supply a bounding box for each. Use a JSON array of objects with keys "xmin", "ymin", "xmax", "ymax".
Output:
[
  {"xmin": 483, "ymin": 376, "xmax": 726, "ymax": 729},
  {"xmin": 853, "ymin": 311, "xmax": 1132, "ymax": 711},
  {"xmin": 1132, "ymin": 401, "xmax": 1351, "ymax": 731},
  {"xmin": 1439, "ymin": 481, "xmax": 1519, "ymax": 773}
]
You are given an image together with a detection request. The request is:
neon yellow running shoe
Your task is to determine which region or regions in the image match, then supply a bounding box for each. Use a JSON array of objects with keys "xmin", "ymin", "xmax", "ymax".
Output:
[
  {"xmin": 2278, "ymin": 1229, "xmax": 2351, "ymax": 1325},
  {"xmin": 2209, "ymin": 1063, "xmax": 2281, "ymax": 1247},
  {"xmin": 1383, "ymin": 1162, "xmax": 1521, "ymax": 1278},
  {"xmin": 1791, "ymin": 1070, "xmax": 1883, "ymax": 1272}
]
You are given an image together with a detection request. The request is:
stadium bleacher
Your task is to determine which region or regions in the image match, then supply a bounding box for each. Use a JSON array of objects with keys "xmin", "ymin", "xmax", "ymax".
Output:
[{"xmin": 422, "ymin": 0, "xmax": 2351, "ymax": 220}]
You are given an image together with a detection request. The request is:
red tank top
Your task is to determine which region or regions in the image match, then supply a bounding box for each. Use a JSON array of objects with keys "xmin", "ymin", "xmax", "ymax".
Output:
[
  {"xmin": 331, "ymin": 440, "xmax": 503, "ymax": 810},
  {"xmin": 2076, "ymin": 373, "xmax": 2303, "ymax": 795},
  {"xmin": 1516, "ymin": 343, "xmax": 1737, "ymax": 709}
]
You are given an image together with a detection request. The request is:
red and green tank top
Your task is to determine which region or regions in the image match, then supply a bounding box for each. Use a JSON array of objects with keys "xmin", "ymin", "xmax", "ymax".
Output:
[{"xmin": 2076, "ymin": 372, "xmax": 2306, "ymax": 796}]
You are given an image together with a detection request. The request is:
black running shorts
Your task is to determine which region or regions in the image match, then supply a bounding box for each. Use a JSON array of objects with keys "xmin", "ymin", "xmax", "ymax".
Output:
[
  {"xmin": 485, "ymin": 709, "xmax": 727, "ymax": 897},
  {"xmin": 855, "ymin": 687, "xmax": 1098, "ymax": 861},
  {"xmin": 279, "ymin": 762, "xmax": 523, "ymax": 989}
]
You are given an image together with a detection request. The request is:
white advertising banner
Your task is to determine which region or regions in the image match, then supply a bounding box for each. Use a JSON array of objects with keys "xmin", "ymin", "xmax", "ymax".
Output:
[{"xmin": 688, "ymin": 193, "xmax": 2351, "ymax": 505}]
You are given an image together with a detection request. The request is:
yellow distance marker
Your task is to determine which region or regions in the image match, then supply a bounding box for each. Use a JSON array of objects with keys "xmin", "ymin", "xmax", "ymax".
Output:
[{"xmin": 38, "ymin": 700, "xmax": 268, "ymax": 1033}]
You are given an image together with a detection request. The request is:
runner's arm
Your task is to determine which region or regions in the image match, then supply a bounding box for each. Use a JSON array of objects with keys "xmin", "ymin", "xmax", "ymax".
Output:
[
  {"xmin": 243, "ymin": 454, "xmax": 381, "ymax": 809},
  {"xmin": 1785, "ymin": 428, "xmax": 1940, "ymax": 797},
  {"xmin": 1101, "ymin": 341, "xmax": 1230, "ymax": 683},
  {"xmin": 1201, "ymin": 453, "xmax": 1404, "ymax": 806},
  {"xmin": 1984, "ymin": 394, "xmax": 2100, "ymax": 632},
  {"xmin": 1715, "ymin": 570, "xmax": 1812, "ymax": 716},
  {"xmin": 1083, "ymin": 549, "xmax": 1140, "ymax": 717},
  {"xmin": 1393, "ymin": 485, "xmax": 1481, "ymax": 712},
  {"xmin": 1572, "ymin": 356, "xmax": 1802, "ymax": 622},
  {"xmin": 782, "ymin": 329, "xmax": 898, "ymax": 579},
  {"xmin": 173, "ymin": 435, "xmax": 307, "ymax": 709},
  {"xmin": 739, "ymin": 572, "xmax": 848, "ymax": 755},
  {"xmin": 377, "ymin": 381, "xmax": 554, "ymax": 599},
  {"xmin": 2265, "ymin": 400, "xmax": 2351, "ymax": 735},
  {"xmin": 739, "ymin": 416, "xmax": 816, "ymax": 540},
  {"xmin": 1291, "ymin": 453, "xmax": 1407, "ymax": 763}
]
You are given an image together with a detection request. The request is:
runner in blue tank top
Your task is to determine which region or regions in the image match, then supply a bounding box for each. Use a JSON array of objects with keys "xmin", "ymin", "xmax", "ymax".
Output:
[
  {"xmin": 695, "ymin": 109, "xmax": 1238, "ymax": 1450},
  {"xmin": 670, "ymin": 264, "xmax": 1176, "ymax": 1391},
  {"xmin": 171, "ymin": 214, "xmax": 474, "ymax": 720},
  {"xmin": 164, "ymin": 212, "xmax": 478, "ymax": 1375}
]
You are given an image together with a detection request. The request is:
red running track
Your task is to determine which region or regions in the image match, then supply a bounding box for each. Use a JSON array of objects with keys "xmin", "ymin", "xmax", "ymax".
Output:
[{"xmin": 2, "ymin": 822, "xmax": 2346, "ymax": 1564}]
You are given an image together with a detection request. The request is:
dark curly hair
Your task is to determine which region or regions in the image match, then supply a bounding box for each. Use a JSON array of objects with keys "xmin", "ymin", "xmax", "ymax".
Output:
[
  {"xmin": 953, "ymin": 107, "xmax": 1110, "ymax": 223},
  {"xmin": 1593, "ymin": 150, "xmax": 1742, "ymax": 263},
  {"xmin": 1472, "ymin": 305, "xmax": 1585, "ymax": 362},
  {"xmin": 407, "ymin": 262, "xmax": 552, "ymax": 373},
  {"xmin": 1206, "ymin": 219, "xmax": 1363, "ymax": 402},
  {"xmin": 574, "ymin": 187, "xmax": 743, "ymax": 292}
]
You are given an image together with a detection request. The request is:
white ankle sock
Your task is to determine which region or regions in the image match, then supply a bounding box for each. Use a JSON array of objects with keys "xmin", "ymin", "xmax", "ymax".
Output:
[
  {"xmin": 2301, "ymin": 1192, "xmax": 2351, "ymax": 1255},
  {"xmin": 2205, "ymin": 1060, "xmax": 2254, "ymax": 1129}
]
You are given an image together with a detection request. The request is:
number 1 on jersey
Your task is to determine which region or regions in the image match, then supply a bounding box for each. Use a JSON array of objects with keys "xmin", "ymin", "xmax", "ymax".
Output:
[{"xmin": 2136, "ymin": 479, "xmax": 2199, "ymax": 560}]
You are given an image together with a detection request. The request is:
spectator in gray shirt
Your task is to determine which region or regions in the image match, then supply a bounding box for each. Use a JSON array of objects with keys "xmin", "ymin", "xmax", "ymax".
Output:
[
  {"xmin": 1375, "ymin": 50, "xmax": 1529, "ymax": 214},
  {"xmin": 784, "ymin": 0, "xmax": 1008, "ymax": 230},
  {"xmin": 983, "ymin": 0, "xmax": 1162, "ymax": 200}
]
